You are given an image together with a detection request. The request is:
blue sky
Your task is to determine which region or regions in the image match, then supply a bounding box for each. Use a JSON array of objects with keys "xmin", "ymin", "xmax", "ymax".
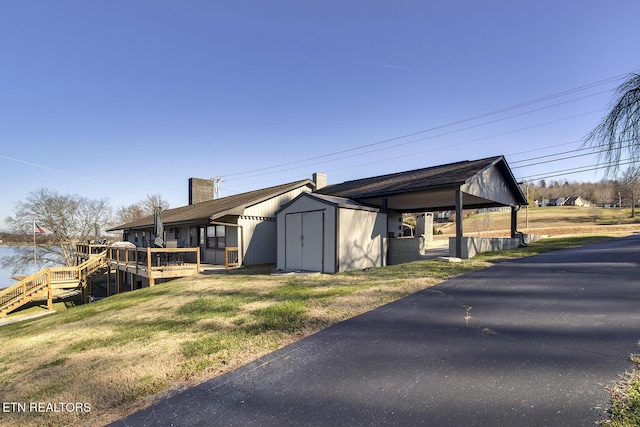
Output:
[{"xmin": 1, "ymin": 1, "xmax": 639, "ymax": 230}]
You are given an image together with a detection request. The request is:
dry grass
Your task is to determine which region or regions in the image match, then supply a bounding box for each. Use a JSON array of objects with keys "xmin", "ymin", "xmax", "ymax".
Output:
[
  {"xmin": 436, "ymin": 206, "xmax": 640, "ymax": 238},
  {"xmin": 0, "ymin": 261, "xmax": 484, "ymax": 427},
  {"xmin": 1, "ymin": 210, "xmax": 639, "ymax": 426},
  {"xmin": 601, "ymin": 351, "xmax": 640, "ymax": 426}
]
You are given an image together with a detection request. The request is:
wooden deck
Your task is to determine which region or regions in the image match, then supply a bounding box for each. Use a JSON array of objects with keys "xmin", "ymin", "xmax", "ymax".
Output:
[
  {"xmin": 108, "ymin": 246, "xmax": 201, "ymax": 286},
  {"xmin": 0, "ymin": 251, "xmax": 108, "ymax": 316},
  {"xmin": 2, "ymin": 244, "xmax": 235, "ymax": 317}
]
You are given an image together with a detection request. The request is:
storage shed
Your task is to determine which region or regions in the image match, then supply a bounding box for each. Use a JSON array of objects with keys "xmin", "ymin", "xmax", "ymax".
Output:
[{"xmin": 276, "ymin": 193, "xmax": 387, "ymax": 273}]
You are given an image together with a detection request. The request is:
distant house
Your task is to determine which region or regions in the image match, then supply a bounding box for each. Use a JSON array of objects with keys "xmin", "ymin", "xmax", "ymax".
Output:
[
  {"xmin": 108, "ymin": 178, "xmax": 317, "ymax": 265},
  {"xmin": 540, "ymin": 197, "xmax": 567, "ymax": 207},
  {"xmin": 564, "ymin": 196, "xmax": 590, "ymax": 207}
]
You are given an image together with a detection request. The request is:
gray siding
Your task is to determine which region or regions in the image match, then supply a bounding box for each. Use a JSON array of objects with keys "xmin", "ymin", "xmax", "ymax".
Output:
[
  {"xmin": 462, "ymin": 165, "xmax": 517, "ymax": 206},
  {"xmin": 238, "ymin": 217, "xmax": 276, "ymax": 265},
  {"xmin": 337, "ymin": 208, "xmax": 387, "ymax": 272},
  {"xmin": 244, "ymin": 187, "xmax": 312, "ymax": 218},
  {"xmin": 240, "ymin": 186, "xmax": 312, "ymax": 265}
]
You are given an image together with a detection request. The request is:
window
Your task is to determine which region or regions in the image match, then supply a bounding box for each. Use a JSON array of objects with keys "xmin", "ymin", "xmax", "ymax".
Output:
[
  {"xmin": 206, "ymin": 225, "xmax": 226, "ymax": 249},
  {"xmin": 190, "ymin": 226, "xmax": 199, "ymax": 247}
]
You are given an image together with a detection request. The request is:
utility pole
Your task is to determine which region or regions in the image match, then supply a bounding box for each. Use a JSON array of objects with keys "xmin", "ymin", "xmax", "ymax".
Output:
[
  {"xmin": 525, "ymin": 182, "xmax": 529, "ymax": 229},
  {"xmin": 211, "ymin": 177, "xmax": 224, "ymax": 199}
]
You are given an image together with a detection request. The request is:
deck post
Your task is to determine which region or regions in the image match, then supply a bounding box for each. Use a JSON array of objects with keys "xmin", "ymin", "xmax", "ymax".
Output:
[
  {"xmin": 47, "ymin": 269, "xmax": 53, "ymax": 311},
  {"xmin": 107, "ymin": 266, "xmax": 111, "ymax": 296},
  {"xmin": 147, "ymin": 247, "xmax": 154, "ymax": 287},
  {"xmin": 47, "ymin": 284, "xmax": 53, "ymax": 311}
]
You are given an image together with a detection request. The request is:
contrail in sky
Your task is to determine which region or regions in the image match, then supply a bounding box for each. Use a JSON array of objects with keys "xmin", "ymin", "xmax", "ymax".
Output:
[{"xmin": 0, "ymin": 154, "xmax": 86, "ymax": 179}]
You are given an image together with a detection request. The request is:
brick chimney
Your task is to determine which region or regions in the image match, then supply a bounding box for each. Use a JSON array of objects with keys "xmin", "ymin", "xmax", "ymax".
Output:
[
  {"xmin": 312, "ymin": 172, "xmax": 327, "ymax": 190},
  {"xmin": 188, "ymin": 178, "xmax": 214, "ymax": 205}
]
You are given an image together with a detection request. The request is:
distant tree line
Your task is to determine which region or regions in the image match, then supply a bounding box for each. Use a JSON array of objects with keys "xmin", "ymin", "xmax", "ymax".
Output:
[{"xmin": 523, "ymin": 169, "xmax": 640, "ymax": 210}]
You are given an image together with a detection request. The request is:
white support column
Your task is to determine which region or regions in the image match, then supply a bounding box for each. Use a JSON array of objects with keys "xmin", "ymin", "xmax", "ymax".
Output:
[{"xmin": 455, "ymin": 189, "xmax": 463, "ymax": 258}]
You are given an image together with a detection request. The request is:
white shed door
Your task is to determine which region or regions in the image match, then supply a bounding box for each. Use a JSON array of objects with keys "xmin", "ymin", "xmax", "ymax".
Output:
[{"xmin": 285, "ymin": 211, "xmax": 324, "ymax": 272}]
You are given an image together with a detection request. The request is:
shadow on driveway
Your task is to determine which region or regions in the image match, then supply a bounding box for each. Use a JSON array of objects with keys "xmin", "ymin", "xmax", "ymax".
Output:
[{"xmin": 110, "ymin": 234, "xmax": 640, "ymax": 426}]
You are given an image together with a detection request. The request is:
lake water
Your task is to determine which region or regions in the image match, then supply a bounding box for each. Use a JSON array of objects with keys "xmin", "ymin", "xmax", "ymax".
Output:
[{"xmin": 0, "ymin": 246, "xmax": 35, "ymax": 288}]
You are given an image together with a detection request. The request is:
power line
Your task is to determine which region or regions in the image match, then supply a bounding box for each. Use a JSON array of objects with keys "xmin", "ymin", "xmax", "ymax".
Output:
[
  {"xmin": 222, "ymin": 74, "xmax": 627, "ymax": 179},
  {"xmin": 511, "ymin": 141, "xmax": 640, "ymax": 168},
  {"xmin": 227, "ymin": 108, "xmax": 605, "ymax": 183},
  {"xmin": 516, "ymin": 158, "xmax": 638, "ymax": 182}
]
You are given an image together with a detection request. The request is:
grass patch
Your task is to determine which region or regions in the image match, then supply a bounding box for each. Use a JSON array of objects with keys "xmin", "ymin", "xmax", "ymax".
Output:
[
  {"xmin": 473, "ymin": 234, "xmax": 618, "ymax": 262},
  {"xmin": 181, "ymin": 333, "xmax": 226, "ymax": 358},
  {"xmin": 268, "ymin": 281, "xmax": 364, "ymax": 301},
  {"xmin": 602, "ymin": 351, "xmax": 640, "ymax": 426},
  {"xmin": 40, "ymin": 357, "xmax": 67, "ymax": 369},
  {"xmin": 177, "ymin": 295, "xmax": 247, "ymax": 318},
  {"xmin": 50, "ymin": 306, "xmax": 100, "ymax": 324},
  {"xmin": 252, "ymin": 300, "xmax": 310, "ymax": 332}
]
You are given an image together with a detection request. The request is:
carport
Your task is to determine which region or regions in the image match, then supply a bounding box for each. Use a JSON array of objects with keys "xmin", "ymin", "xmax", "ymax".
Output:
[{"xmin": 316, "ymin": 156, "xmax": 528, "ymax": 259}]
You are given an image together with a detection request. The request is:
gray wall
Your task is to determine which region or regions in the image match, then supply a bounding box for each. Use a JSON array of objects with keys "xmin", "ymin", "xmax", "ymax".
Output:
[
  {"xmin": 462, "ymin": 165, "xmax": 518, "ymax": 207},
  {"xmin": 337, "ymin": 207, "xmax": 387, "ymax": 272},
  {"xmin": 238, "ymin": 217, "xmax": 276, "ymax": 265},
  {"xmin": 240, "ymin": 186, "xmax": 312, "ymax": 265}
]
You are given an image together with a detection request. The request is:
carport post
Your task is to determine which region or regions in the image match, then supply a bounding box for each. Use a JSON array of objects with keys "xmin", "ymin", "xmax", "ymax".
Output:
[
  {"xmin": 510, "ymin": 206, "xmax": 518, "ymax": 238},
  {"xmin": 455, "ymin": 189, "xmax": 463, "ymax": 258}
]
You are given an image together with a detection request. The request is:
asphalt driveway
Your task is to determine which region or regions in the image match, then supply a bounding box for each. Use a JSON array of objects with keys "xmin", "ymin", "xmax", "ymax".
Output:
[{"xmin": 111, "ymin": 233, "xmax": 640, "ymax": 426}]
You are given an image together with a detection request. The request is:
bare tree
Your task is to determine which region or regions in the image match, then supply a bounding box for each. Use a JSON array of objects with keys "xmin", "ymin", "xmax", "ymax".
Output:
[
  {"xmin": 115, "ymin": 204, "xmax": 146, "ymax": 224},
  {"xmin": 620, "ymin": 165, "xmax": 640, "ymax": 217},
  {"xmin": 114, "ymin": 194, "xmax": 170, "ymax": 225},
  {"xmin": 141, "ymin": 194, "xmax": 170, "ymax": 215},
  {"xmin": 585, "ymin": 73, "xmax": 640, "ymax": 177},
  {"xmin": 2, "ymin": 189, "xmax": 112, "ymax": 273}
]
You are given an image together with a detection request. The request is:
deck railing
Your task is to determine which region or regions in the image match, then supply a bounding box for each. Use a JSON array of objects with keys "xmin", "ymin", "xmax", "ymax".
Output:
[
  {"xmin": 0, "ymin": 270, "xmax": 50, "ymax": 316},
  {"xmin": 101, "ymin": 246, "xmax": 201, "ymax": 286},
  {"xmin": 2, "ymin": 244, "xmax": 204, "ymax": 316},
  {"xmin": 0, "ymin": 252, "xmax": 108, "ymax": 316},
  {"xmin": 225, "ymin": 247, "xmax": 239, "ymax": 269},
  {"xmin": 106, "ymin": 247, "xmax": 200, "ymax": 268}
]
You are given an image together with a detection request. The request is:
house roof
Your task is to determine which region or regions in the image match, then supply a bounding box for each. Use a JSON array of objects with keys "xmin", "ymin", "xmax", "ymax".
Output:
[
  {"xmin": 108, "ymin": 179, "xmax": 315, "ymax": 231},
  {"xmin": 276, "ymin": 192, "xmax": 381, "ymax": 215},
  {"xmin": 316, "ymin": 156, "xmax": 527, "ymax": 212},
  {"xmin": 564, "ymin": 196, "xmax": 583, "ymax": 204}
]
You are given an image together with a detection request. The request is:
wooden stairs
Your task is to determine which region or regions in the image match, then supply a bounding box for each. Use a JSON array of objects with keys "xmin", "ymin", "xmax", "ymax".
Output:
[{"xmin": 0, "ymin": 251, "xmax": 108, "ymax": 317}]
